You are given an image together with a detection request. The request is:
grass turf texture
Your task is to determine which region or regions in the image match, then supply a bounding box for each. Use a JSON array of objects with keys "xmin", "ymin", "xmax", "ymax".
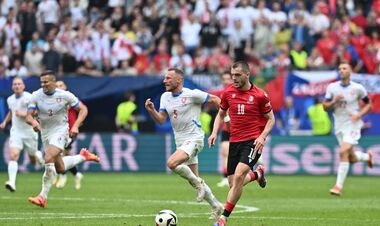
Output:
[{"xmin": 0, "ymin": 173, "xmax": 379, "ymax": 226}]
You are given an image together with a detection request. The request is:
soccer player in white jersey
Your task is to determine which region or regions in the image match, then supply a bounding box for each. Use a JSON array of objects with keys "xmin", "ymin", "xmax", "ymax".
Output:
[
  {"xmin": 323, "ymin": 63, "xmax": 374, "ymax": 196},
  {"xmin": 145, "ymin": 68, "xmax": 224, "ymax": 219},
  {"xmin": 0, "ymin": 77, "xmax": 44, "ymax": 192},
  {"xmin": 26, "ymin": 71, "xmax": 100, "ymax": 208}
]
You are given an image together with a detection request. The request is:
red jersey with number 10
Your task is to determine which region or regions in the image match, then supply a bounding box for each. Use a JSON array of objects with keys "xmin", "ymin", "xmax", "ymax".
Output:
[{"xmin": 220, "ymin": 83, "xmax": 272, "ymax": 142}]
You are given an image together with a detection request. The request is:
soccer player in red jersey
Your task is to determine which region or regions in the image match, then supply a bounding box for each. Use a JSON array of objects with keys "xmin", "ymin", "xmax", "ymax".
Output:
[
  {"xmin": 208, "ymin": 61, "xmax": 275, "ymax": 226},
  {"xmin": 55, "ymin": 80, "xmax": 84, "ymax": 190}
]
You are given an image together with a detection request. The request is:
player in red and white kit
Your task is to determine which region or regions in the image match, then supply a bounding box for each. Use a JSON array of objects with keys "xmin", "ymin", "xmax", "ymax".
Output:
[
  {"xmin": 55, "ymin": 80, "xmax": 84, "ymax": 190},
  {"xmin": 209, "ymin": 62, "xmax": 275, "ymax": 226}
]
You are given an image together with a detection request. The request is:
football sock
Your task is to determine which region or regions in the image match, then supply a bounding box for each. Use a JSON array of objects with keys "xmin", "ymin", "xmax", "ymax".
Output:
[
  {"xmin": 355, "ymin": 151, "xmax": 370, "ymax": 162},
  {"xmin": 8, "ymin": 161, "xmax": 18, "ymax": 186},
  {"xmin": 69, "ymin": 166, "xmax": 78, "ymax": 176},
  {"xmin": 35, "ymin": 151, "xmax": 45, "ymax": 164},
  {"xmin": 173, "ymin": 165, "xmax": 202, "ymax": 187},
  {"xmin": 222, "ymin": 201, "xmax": 235, "ymax": 217},
  {"xmin": 336, "ymin": 162, "xmax": 349, "ymax": 189},
  {"xmin": 243, "ymin": 170, "xmax": 257, "ymax": 186},
  {"xmin": 62, "ymin": 155, "xmax": 85, "ymax": 171},
  {"xmin": 40, "ymin": 163, "xmax": 57, "ymax": 199},
  {"xmin": 203, "ymin": 182, "xmax": 219, "ymax": 207},
  {"xmin": 223, "ymin": 167, "xmax": 228, "ymax": 178}
]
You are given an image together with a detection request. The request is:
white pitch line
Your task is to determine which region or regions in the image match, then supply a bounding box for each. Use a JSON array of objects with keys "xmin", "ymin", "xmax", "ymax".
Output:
[{"xmin": 0, "ymin": 196, "xmax": 258, "ymax": 220}]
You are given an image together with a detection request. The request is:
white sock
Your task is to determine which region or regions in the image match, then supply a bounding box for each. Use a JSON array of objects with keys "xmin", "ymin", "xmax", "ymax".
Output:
[
  {"xmin": 8, "ymin": 161, "xmax": 18, "ymax": 187},
  {"xmin": 172, "ymin": 165, "xmax": 201, "ymax": 187},
  {"xmin": 355, "ymin": 151, "xmax": 370, "ymax": 162},
  {"xmin": 203, "ymin": 182, "xmax": 220, "ymax": 208},
  {"xmin": 40, "ymin": 163, "xmax": 57, "ymax": 199},
  {"xmin": 35, "ymin": 151, "xmax": 45, "ymax": 164},
  {"xmin": 336, "ymin": 162, "xmax": 349, "ymax": 189},
  {"xmin": 62, "ymin": 155, "xmax": 85, "ymax": 171}
]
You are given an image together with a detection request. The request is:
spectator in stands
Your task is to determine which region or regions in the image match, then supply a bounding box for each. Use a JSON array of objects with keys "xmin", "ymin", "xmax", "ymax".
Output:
[
  {"xmin": 199, "ymin": 14, "xmax": 221, "ymax": 56},
  {"xmin": 24, "ymin": 44, "xmax": 43, "ymax": 76},
  {"xmin": 42, "ymin": 42, "xmax": 62, "ymax": 75},
  {"xmin": 275, "ymin": 21, "xmax": 291, "ymax": 48},
  {"xmin": 3, "ymin": 8, "xmax": 21, "ymax": 57},
  {"xmin": 290, "ymin": 41, "xmax": 308, "ymax": 70},
  {"xmin": 0, "ymin": 62, "xmax": 6, "ymax": 78},
  {"xmin": 115, "ymin": 92, "xmax": 138, "ymax": 134},
  {"xmin": 111, "ymin": 60, "xmax": 137, "ymax": 76},
  {"xmin": 316, "ymin": 30, "xmax": 337, "ymax": 67},
  {"xmin": 288, "ymin": 0, "xmax": 311, "ymax": 26},
  {"xmin": 0, "ymin": 47, "xmax": 10, "ymax": 69},
  {"xmin": 272, "ymin": 44, "xmax": 291, "ymax": 74},
  {"xmin": 26, "ymin": 32, "xmax": 46, "ymax": 52},
  {"xmin": 77, "ymin": 59, "xmax": 103, "ymax": 77},
  {"xmin": 291, "ymin": 12, "xmax": 312, "ymax": 53},
  {"xmin": 307, "ymin": 47, "xmax": 326, "ymax": 70},
  {"xmin": 181, "ymin": 11, "xmax": 201, "ymax": 56},
  {"xmin": 205, "ymin": 46, "xmax": 231, "ymax": 74},
  {"xmin": 37, "ymin": 0, "xmax": 61, "ymax": 37},
  {"xmin": 152, "ymin": 39, "xmax": 171, "ymax": 75},
  {"xmin": 254, "ymin": 11, "xmax": 274, "ymax": 57},
  {"xmin": 70, "ymin": 0, "xmax": 87, "ymax": 29},
  {"xmin": 271, "ymin": 1, "xmax": 288, "ymax": 33},
  {"xmin": 17, "ymin": 1, "xmax": 38, "ymax": 52},
  {"xmin": 169, "ymin": 43, "xmax": 193, "ymax": 75},
  {"xmin": 6, "ymin": 58, "xmax": 28, "ymax": 78},
  {"xmin": 307, "ymin": 96, "xmax": 332, "ymax": 135},
  {"xmin": 351, "ymin": 7, "xmax": 367, "ymax": 29},
  {"xmin": 193, "ymin": 47, "xmax": 207, "ymax": 74},
  {"xmin": 91, "ymin": 20, "xmax": 111, "ymax": 71},
  {"xmin": 229, "ymin": 18, "xmax": 250, "ymax": 62},
  {"xmin": 308, "ymin": 4, "xmax": 330, "ymax": 44},
  {"xmin": 277, "ymin": 96, "xmax": 300, "ymax": 136}
]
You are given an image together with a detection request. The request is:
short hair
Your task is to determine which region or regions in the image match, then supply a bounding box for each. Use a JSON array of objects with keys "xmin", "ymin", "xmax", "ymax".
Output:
[
  {"xmin": 167, "ymin": 67, "xmax": 184, "ymax": 77},
  {"xmin": 40, "ymin": 70, "xmax": 56, "ymax": 78},
  {"xmin": 231, "ymin": 61, "xmax": 250, "ymax": 73}
]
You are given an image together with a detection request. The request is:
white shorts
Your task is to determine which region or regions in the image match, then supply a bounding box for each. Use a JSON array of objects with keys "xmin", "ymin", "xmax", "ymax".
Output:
[
  {"xmin": 177, "ymin": 139, "xmax": 204, "ymax": 165},
  {"xmin": 9, "ymin": 132, "xmax": 38, "ymax": 156},
  {"xmin": 42, "ymin": 131, "xmax": 69, "ymax": 151},
  {"xmin": 335, "ymin": 126, "xmax": 361, "ymax": 145}
]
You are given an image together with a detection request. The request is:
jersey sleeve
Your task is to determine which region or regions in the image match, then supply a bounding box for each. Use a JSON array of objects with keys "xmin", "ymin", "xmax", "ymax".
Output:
[
  {"xmin": 220, "ymin": 91, "xmax": 229, "ymax": 110},
  {"xmin": 159, "ymin": 94, "xmax": 166, "ymax": 112},
  {"xmin": 191, "ymin": 89, "xmax": 209, "ymax": 104},
  {"xmin": 259, "ymin": 92, "xmax": 272, "ymax": 114},
  {"xmin": 324, "ymin": 84, "xmax": 333, "ymax": 101},
  {"xmin": 357, "ymin": 84, "xmax": 368, "ymax": 100},
  {"xmin": 65, "ymin": 91, "xmax": 80, "ymax": 108},
  {"xmin": 27, "ymin": 92, "xmax": 37, "ymax": 110}
]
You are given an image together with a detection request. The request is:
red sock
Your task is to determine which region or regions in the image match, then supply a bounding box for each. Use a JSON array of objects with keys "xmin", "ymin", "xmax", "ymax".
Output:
[
  {"xmin": 223, "ymin": 201, "xmax": 235, "ymax": 217},
  {"xmin": 248, "ymin": 170, "xmax": 257, "ymax": 181},
  {"xmin": 225, "ymin": 201, "xmax": 235, "ymax": 212},
  {"xmin": 223, "ymin": 167, "xmax": 228, "ymax": 177}
]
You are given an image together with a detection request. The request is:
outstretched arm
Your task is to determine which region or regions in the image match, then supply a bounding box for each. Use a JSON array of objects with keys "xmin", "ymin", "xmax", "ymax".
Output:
[{"xmin": 145, "ymin": 98, "xmax": 168, "ymax": 125}]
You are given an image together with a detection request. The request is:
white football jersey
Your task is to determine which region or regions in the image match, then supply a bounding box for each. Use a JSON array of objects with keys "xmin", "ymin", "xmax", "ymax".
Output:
[
  {"xmin": 325, "ymin": 81, "xmax": 367, "ymax": 132},
  {"xmin": 159, "ymin": 88, "xmax": 209, "ymax": 144},
  {"xmin": 7, "ymin": 91, "xmax": 36, "ymax": 136},
  {"xmin": 28, "ymin": 88, "xmax": 79, "ymax": 136}
]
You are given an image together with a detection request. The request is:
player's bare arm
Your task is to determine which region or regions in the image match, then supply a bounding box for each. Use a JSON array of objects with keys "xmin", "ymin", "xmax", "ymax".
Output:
[
  {"xmin": 255, "ymin": 110, "xmax": 275, "ymax": 153},
  {"xmin": 207, "ymin": 94, "xmax": 221, "ymax": 107},
  {"xmin": 208, "ymin": 108, "xmax": 227, "ymax": 147},
  {"xmin": 26, "ymin": 109, "xmax": 41, "ymax": 132},
  {"xmin": 0, "ymin": 111, "xmax": 11, "ymax": 129},
  {"xmin": 15, "ymin": 110, "xmax": 27, "ymax": 118},
  {"xmin": 322, "ymin": 94, "xmax": 344, "ymax": 111},
  {"xmin": 145, "ymin": 98, "xmax": 168, "ymax": 124},
  {"xmin": 71, "ymin": 102, "xmax": 88, "ymax": 137},
  {"xmin": 352, "ymin": 97, "xmax": 372, "ymax": 122}
]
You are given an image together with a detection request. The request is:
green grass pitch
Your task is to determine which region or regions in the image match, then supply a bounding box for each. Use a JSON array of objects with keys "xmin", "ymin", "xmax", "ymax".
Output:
[{"xmin": 0, "ymin": 173, "xmax": 379, "ymax": 226}]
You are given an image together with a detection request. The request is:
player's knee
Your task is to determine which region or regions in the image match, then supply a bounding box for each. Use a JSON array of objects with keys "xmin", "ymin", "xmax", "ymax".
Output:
[
  {"xmin": 56, "ymin": 167, "xmax": 65, "ymax": 174},
  {"xmin": 167, "ymin": 159, "xmax": 178, "ymax": 170},
  {"xmin": 9, "ymin": 152, "xmax": 19, "ymax": 161}
]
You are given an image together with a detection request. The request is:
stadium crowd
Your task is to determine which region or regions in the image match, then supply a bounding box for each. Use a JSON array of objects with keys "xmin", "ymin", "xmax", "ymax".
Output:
[{"xmin": 0, "ymin": 0, "xmax": 379, "ymax": 78}]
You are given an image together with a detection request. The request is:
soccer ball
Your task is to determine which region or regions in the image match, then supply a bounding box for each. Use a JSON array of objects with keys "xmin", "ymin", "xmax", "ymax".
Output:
[{"xmin": 155, "ymin": 209, "xmax": 178, "ymax": 226}]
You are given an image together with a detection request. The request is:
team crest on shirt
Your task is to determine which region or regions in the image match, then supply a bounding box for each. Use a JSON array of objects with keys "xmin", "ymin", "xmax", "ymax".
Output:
[
  {"xmin": 232, "ymin": 93, "xmax": 236, "ymax": 98},
  {"xmin": 181, "ymin": 97, "xmax": 187, "ymax": 104},
  {"xmin": 248, "ymin": 95, "xmax": 254, "ymax": 103},
  {"xmin": 56, "ymin": 98, "xmax": 62, "ymax": 103}
]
